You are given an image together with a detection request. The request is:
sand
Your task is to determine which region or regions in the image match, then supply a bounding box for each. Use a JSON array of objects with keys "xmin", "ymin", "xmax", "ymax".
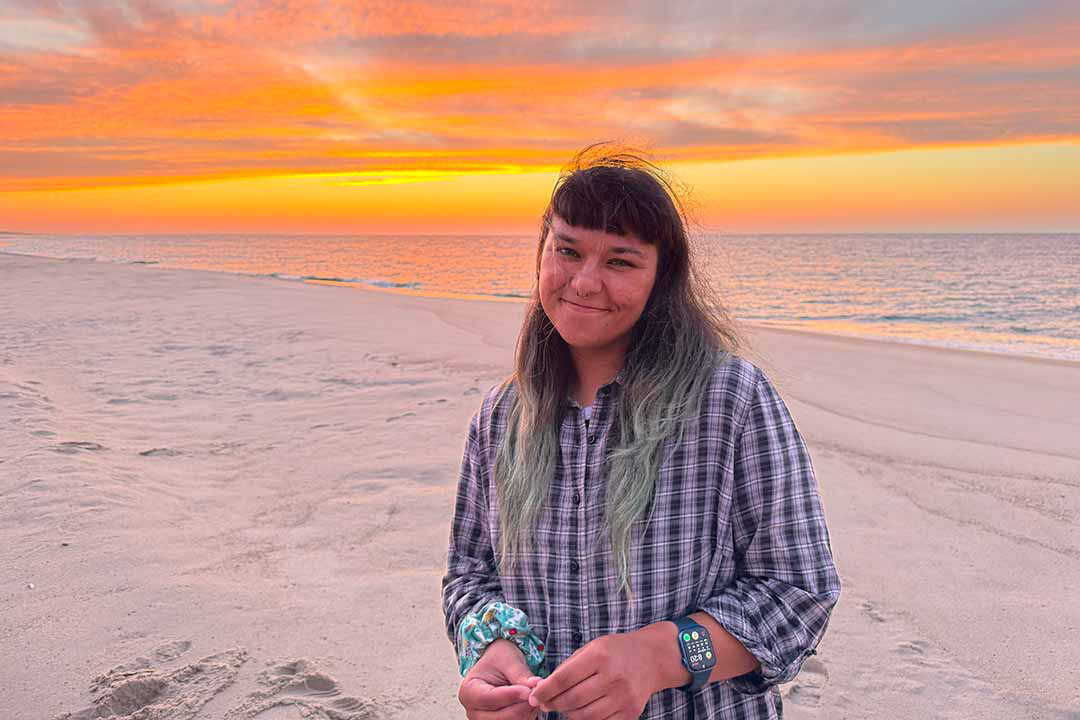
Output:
[{"xmin": 1, "ymin": 252, "xmax": 1078, "ymax": 720}]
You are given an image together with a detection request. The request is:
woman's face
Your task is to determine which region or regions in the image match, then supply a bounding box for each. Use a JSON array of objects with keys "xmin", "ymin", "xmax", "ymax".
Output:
[{"xmin": 538, "ymin": 214, "xmax": 658, "ymax": 356}]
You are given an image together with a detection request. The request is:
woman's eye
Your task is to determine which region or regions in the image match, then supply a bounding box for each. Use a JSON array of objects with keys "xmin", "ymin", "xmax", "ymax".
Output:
[{"xmin": 554, "ymin": 247, "xmax": 633, "ymax": 267}]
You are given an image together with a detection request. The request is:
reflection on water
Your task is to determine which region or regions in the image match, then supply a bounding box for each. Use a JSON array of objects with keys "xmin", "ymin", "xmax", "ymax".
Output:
[
  {"xmin": 707, "ymin": 234, "xmax": 1080, "ymax": 360},
  {"xmin": 2, "ymin": 231, "xmax": 1077, "ymax": 361}
]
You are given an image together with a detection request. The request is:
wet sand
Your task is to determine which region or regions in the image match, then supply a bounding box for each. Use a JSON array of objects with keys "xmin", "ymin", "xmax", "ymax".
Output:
[{"xmin": 1, "ymin": 252, "xmax": 1078, "ymax": 719}]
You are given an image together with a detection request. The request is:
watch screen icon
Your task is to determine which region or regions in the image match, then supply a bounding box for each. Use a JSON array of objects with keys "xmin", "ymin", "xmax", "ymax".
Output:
[{"xmin": 676, "ymin": 619, "xmax": 717, "ymax": 691}]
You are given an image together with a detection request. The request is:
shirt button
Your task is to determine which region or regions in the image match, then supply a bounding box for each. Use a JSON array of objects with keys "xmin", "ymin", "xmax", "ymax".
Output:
[
  {"xmin": 587, "ymin": 434, "xmax": 597, "ymax": 444},
  {"xmin": 572, "ymin": 631, "xmax": 583, "ymax": 645},
  {"xmin": 572, "ymin": 491, "xmax": 581, "ymax": 504},
  {"xmin": 570, "ymin": 559, "xmax": 580, "ymax": 573}
]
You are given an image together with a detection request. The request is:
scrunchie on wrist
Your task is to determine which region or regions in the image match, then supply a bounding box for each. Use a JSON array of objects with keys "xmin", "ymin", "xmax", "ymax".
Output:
[{"xmin": 457, "ymin": 601, "xmax": 548, "ymax": 678}]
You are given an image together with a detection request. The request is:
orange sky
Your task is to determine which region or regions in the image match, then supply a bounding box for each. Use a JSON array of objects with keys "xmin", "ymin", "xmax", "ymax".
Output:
[{"xmin": 1, "ymin": 1, "xmax": 1078, "ymax": 233}]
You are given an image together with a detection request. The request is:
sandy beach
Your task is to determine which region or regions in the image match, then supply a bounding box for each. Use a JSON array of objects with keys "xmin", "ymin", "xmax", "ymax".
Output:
[{"xmin": 2, "ymin": 251, "xmax": 1078, "ymax": 719}]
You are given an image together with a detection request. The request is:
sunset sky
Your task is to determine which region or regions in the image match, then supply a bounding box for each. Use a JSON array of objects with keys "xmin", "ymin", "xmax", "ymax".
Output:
[{"xmin": 1, "ymin": 0, "xmax": 1078, "ymax": 234}]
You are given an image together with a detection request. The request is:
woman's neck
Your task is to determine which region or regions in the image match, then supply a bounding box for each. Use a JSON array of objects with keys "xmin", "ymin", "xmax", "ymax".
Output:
[{"xmin": 570, "ymin": 346, "xmax": 625, "ymax": 407}]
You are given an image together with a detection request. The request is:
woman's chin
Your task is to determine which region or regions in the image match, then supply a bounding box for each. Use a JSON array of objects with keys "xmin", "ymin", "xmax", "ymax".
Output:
[
  {"xmin": 553, "ymin": 326, "xmax": 598, "ymax": 347},
  {"xmin": 557, "ymin": 333, "xmax": 624, "ymax": 353}
]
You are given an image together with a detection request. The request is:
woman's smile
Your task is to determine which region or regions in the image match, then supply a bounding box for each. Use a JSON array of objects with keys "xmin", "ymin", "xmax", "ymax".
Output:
[{"xmin": 561, "ymin": 298, "xmax": 610, "ymax": 313}]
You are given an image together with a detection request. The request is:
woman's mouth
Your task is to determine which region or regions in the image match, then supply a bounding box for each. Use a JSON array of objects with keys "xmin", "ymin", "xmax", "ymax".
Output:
[{"xmin": 562, "ymin": 299, "xmax": 609, "ymax": 313}]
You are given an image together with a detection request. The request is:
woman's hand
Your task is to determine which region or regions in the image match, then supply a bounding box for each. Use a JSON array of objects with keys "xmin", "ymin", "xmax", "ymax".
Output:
[
  {"xmin": 459, "ymin": 638, "xmax": 543, "ymax": 720},
  {"xmin": 526, "ymin": 631, "xmax": 660, "ymax": 719}
]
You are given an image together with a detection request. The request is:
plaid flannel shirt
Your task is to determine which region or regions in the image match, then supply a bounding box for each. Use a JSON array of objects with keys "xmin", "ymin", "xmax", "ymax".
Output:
[{"xmin": 442, "ymin": 354, "xmax": 840, "ymax": 719}]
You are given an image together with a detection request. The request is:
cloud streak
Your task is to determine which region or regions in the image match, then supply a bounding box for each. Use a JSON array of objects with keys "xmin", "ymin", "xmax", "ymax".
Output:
[{"xmin": 0, "ymin": 0, "xmax": 1077, "ymax": 191}]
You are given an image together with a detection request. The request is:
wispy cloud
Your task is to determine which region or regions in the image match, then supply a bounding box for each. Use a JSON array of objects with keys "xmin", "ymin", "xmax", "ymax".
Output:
[{"xmin": 0, "ymin": 0, "xmax": 1077, "ymax": 191}]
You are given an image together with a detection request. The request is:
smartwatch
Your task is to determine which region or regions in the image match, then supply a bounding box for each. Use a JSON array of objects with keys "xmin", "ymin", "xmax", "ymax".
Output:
[{"xmin": 674, "ymin": 616, "xmax": 716, "ymax": 691}]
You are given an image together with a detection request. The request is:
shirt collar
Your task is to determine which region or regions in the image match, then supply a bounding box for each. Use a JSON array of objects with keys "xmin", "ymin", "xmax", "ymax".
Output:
[{"xmin": 566, "ymin": 366, "xmax": 626, "ymax": 409}]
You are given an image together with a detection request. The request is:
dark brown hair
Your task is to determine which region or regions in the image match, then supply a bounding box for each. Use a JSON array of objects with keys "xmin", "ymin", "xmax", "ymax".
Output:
[{"xmin": 495, "ymin": 143, "xmax": 740, "ymax": 596}]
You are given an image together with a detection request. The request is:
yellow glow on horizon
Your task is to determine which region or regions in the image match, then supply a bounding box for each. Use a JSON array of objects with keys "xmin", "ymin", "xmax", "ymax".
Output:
[
  {"xmin": 673, "ymin": 141, "xmax": 1080, "ymax": 232},
  {"xmin": 1, "ymin": 141, "xmax": 1077, "ymax": 235}
]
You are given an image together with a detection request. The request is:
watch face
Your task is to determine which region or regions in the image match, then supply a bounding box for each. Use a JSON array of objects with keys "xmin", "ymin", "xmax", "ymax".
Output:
[{"xmin": 679, "ymin": 626, "xmax": 717, "ymax": 673}]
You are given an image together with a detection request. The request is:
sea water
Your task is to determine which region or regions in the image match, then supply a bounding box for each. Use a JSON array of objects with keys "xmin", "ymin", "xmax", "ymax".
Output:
[{"xmin": 2, "ymin": 232, "xmax": 1077, "ymax": 362}]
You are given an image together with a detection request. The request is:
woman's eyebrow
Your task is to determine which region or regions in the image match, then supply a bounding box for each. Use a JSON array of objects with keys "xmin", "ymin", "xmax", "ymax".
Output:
[{"xmin": 554, "ymin": 232, "xmax": 645, "ymax": 257}]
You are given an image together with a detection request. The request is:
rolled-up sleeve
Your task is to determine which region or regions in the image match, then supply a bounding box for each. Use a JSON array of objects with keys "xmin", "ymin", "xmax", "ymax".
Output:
[
  {"xmin": 441, "ymin": 413, "xmax": 505, "ymax": 657},
  {"xmin": 699, "ymin": 368, "xmax": 841, "ymax": 694}
]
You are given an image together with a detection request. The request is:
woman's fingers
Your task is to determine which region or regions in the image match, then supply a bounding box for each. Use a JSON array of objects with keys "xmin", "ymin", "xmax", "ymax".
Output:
[
  {"xmin": 561, "ymin": 694, "xmax": 619, "ymax": 720},
  {"xmin": 529, "ymin": 653, "xmax": 599, "ymax": 708},
  {"xmin": 461, "ymin": 678, "xmax": 532, "ymax": 711},
  {"xmin": 470, "ymin": 699, "xmax": 542, "ymax": 720},
  {"xmin": 540, "ymin": 671, "xmax": 608, "ymax": 713}
]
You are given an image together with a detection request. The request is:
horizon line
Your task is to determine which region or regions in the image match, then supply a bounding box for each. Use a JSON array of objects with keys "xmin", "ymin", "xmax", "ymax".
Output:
[{"xmin": 2, "ymin": 228, "xmax": 1078, "ymax": 238}]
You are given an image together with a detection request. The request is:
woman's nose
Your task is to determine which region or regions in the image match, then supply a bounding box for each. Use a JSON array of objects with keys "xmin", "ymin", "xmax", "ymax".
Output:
[{"xmin": 570, "ymin": 260, "xmax": 602, "ymax": 296}]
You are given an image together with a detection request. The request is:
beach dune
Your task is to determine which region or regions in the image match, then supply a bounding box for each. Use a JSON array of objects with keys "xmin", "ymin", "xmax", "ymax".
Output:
[{"xmin": 1, "ymin": 252, "xmax": 1077, "ymax": 719}]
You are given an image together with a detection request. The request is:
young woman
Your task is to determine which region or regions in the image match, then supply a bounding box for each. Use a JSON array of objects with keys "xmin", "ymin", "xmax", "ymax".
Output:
[{"xmin": 442, "ymin": 146, "xmax": 840, "ymax": 720}]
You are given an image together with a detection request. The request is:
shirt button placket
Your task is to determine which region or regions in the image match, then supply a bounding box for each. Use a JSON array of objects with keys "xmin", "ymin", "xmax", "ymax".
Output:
[
  {"xmin": 578, "ymin": 407, "xmax": 592, "ymax": 654},
  {"xmin": 581, "ymin": 412, "xmax": 595, "ymax": 519},
  {"xmin": 574, "ymin": 408, "xmax": 591, "ymax": 656}
]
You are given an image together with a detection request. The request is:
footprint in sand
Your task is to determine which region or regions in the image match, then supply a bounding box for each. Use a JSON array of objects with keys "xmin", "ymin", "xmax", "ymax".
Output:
[
  {"xmin": 154, "ymin": 640, "xmax": 194, "ymax": 662},
  {"xmin": 895, "ymin": 639, "xmax": 930, "ymax": 657},
  {"xmin": 140, "ymin": 447, "xmax": 182, "ymax": 457},
  {"xmin": 107, "ymin": 640, "xmax": 196, "ymax": 675},
  {"xmin": 355, "ymin": 503, "xmax": 400, "ymax": 546},
  {"xmin": 224, "ymin": 659, "xmax": 382, "ymax": 720},
  {"xmin": 54, "ymin": 646, "xmax": 246, "ymax": 720},
  {"xmin": 859, "ymin": 600, "xmax": 888, "ymax": 624},
  {"xmin": 783, "ymin": 655, "xmax": 830, "ymax": 707},
  {"xmin": 52, "ymin": 441, "xmax": 107, "ymax": 454}
]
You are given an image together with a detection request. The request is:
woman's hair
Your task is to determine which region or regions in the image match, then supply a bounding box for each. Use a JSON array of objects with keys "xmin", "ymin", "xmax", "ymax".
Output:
[{"xmin": 493, "ymin": 143, "xmax": 740, "ymax": 597}]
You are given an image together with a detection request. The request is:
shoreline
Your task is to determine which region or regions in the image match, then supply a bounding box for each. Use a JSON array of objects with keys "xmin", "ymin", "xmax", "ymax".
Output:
[{"xmin": 3, "ymin": 249, "xmax": 1077, "ymax": 368}]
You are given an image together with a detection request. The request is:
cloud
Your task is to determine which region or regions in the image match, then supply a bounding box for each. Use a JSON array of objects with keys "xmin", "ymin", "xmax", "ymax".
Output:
[{"xmin": 0, "ymin": 0, "xmax": 1077, "ymax": 190}]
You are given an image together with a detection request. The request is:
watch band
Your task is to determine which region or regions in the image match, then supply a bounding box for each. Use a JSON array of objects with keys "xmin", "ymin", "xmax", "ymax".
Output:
[{"xmin": 674, "ymin": 616, "xmax": 716, "ymax": 691}]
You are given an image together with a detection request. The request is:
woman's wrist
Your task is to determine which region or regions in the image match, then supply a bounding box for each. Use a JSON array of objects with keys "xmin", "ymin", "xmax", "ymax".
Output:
[
  {"xmin": 473, "ymin": 638, "xmax": 524, "ymax": 669},
  {"xmin": 633, "ymin": 613, "xmax": 761, "ymax": 694},
  {"xmin": 630, "ymin": 621, "xmax": 691, "ymax": 694},
  {"xmin": 458, "ymin": 601, "xmax": 548, "ymax": 678},
  {"xmin": 485, "ymin": 637, "xmax": 523, "ymax": 657}
]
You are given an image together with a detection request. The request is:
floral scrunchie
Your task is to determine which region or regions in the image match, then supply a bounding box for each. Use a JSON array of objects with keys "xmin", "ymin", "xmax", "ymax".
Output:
[{"xmin": 457, "ymin": 601, "xmax": 548, "ymax": 678}]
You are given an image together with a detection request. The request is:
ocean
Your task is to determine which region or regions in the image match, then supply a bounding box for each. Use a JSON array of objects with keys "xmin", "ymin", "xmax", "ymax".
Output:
[{"xmin": 2, "ymin": 232, "xmax": 1077, "ymax": 362}]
